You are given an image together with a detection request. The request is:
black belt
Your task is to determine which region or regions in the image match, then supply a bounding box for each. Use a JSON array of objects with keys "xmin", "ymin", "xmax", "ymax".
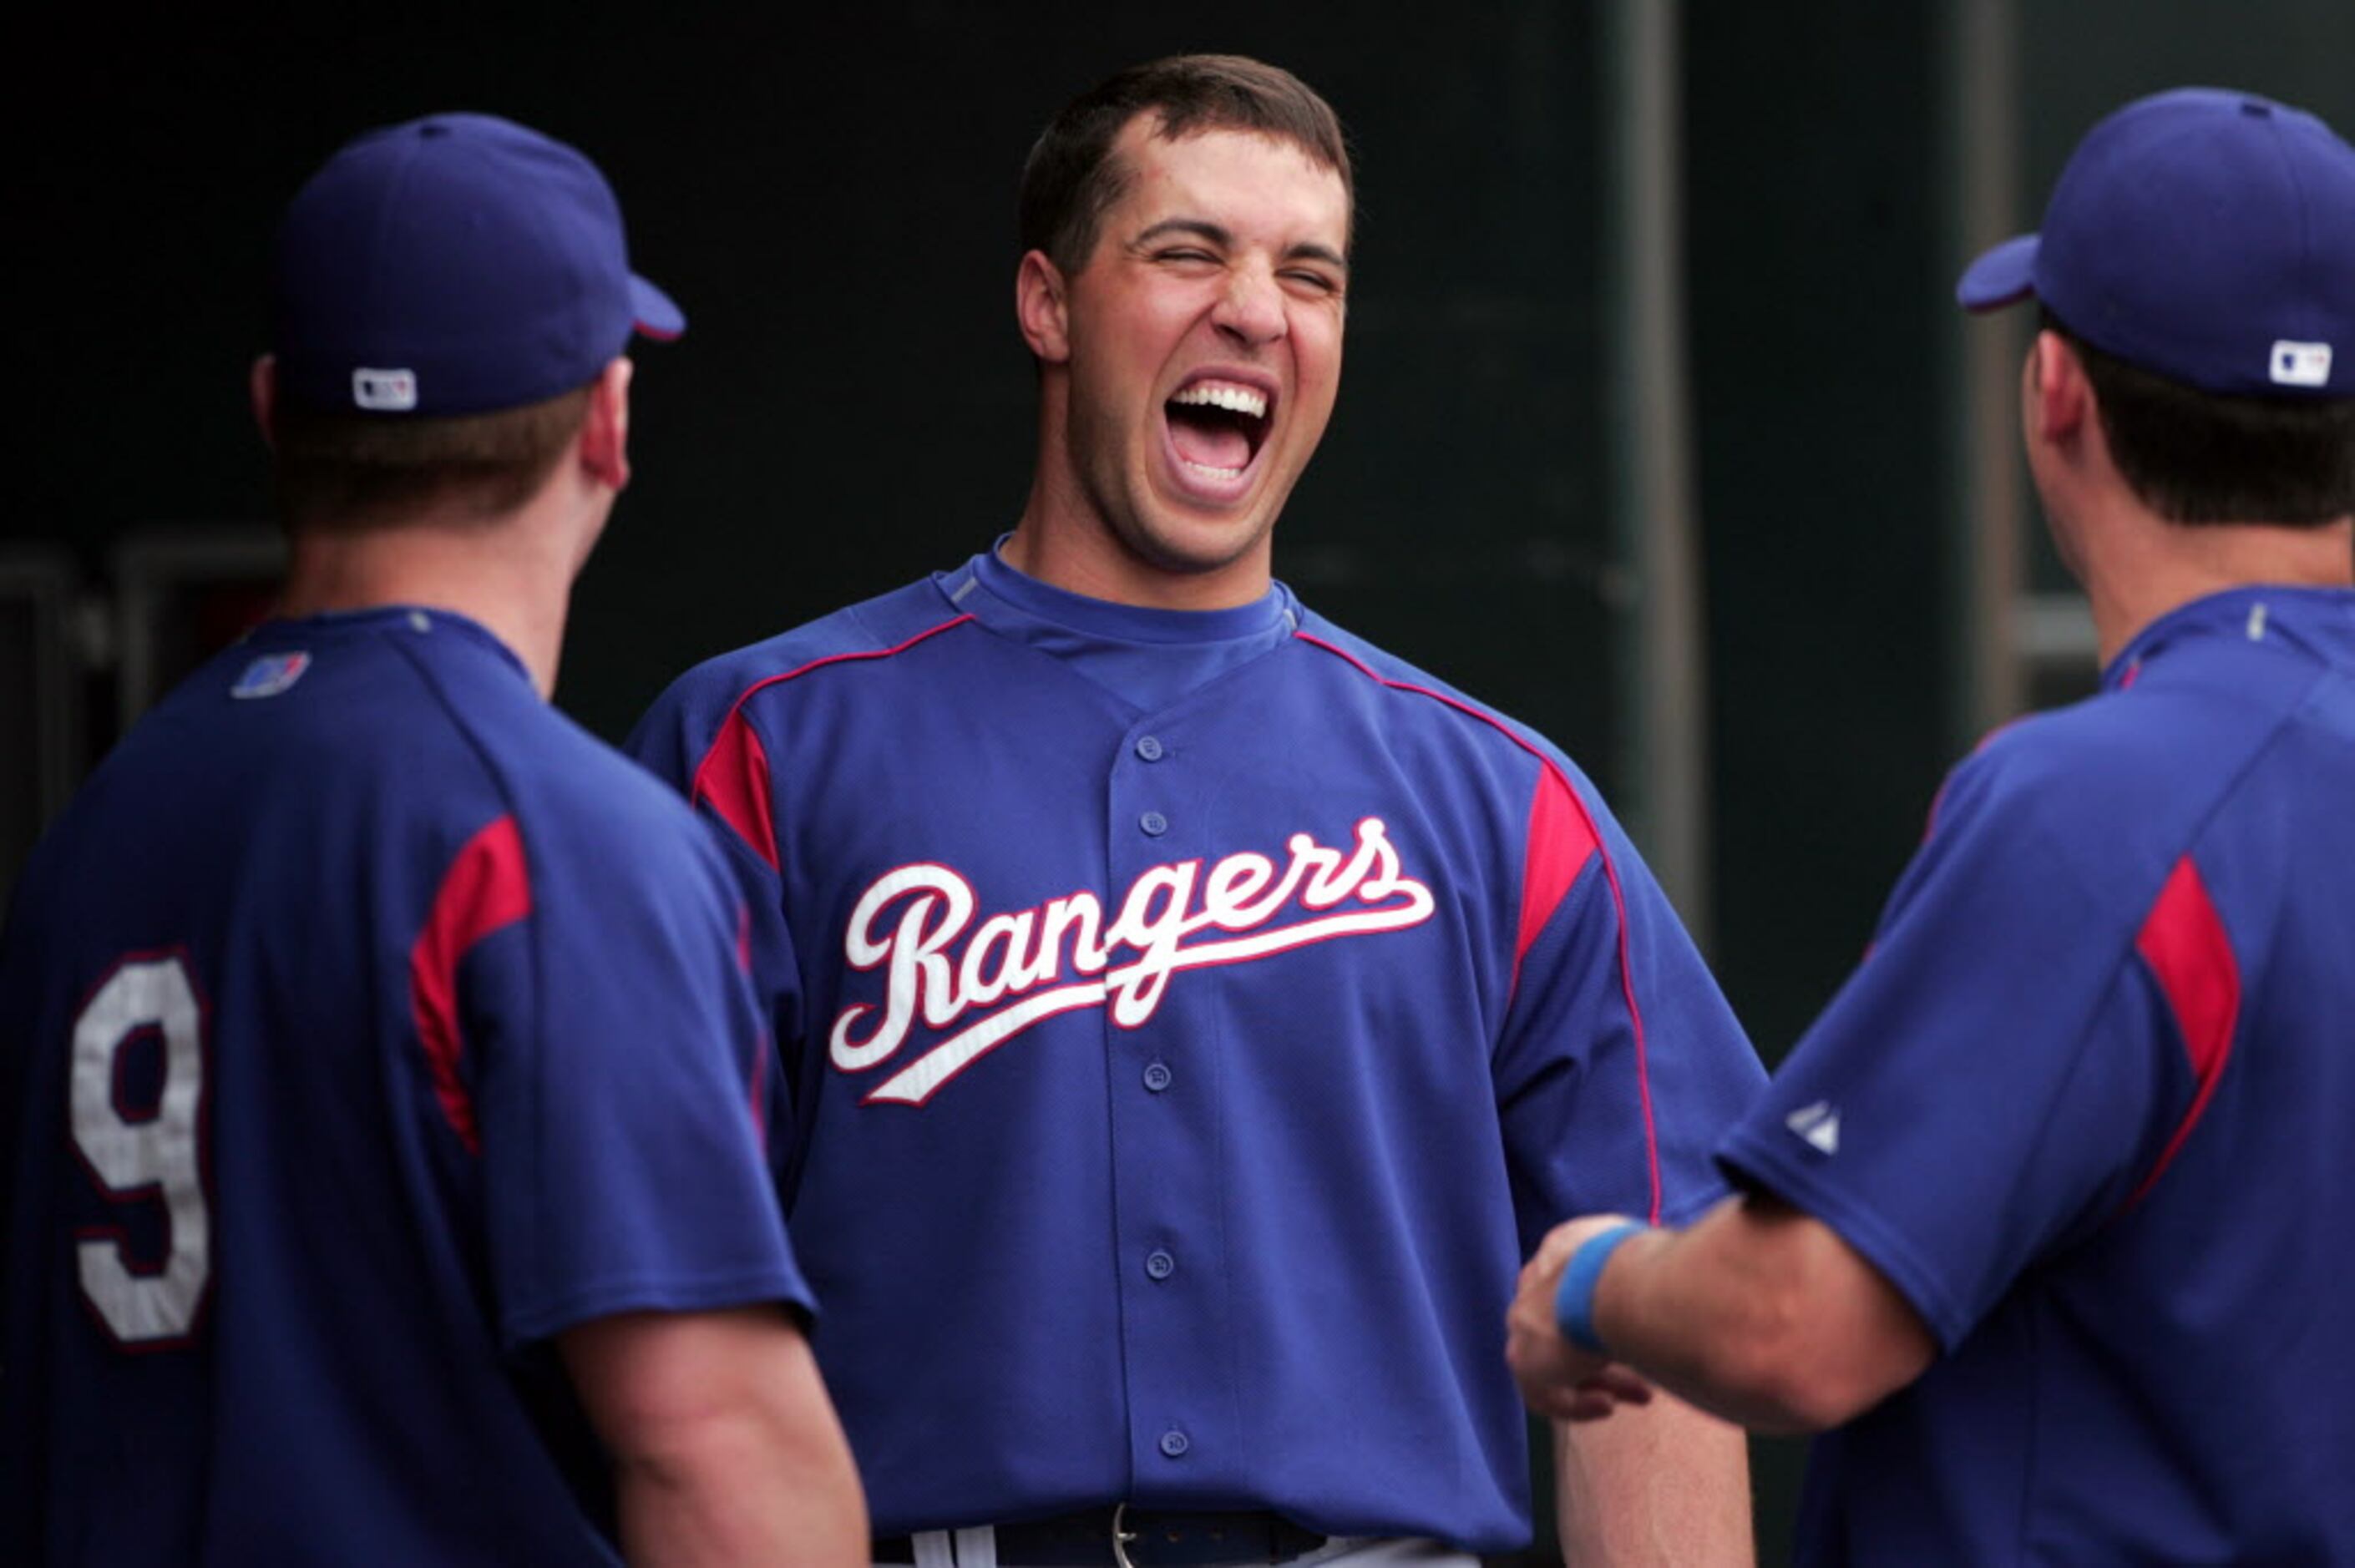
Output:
[{"xmin": 873, "ymin": 1505, "xmax": 1329, "ymax": 1565}]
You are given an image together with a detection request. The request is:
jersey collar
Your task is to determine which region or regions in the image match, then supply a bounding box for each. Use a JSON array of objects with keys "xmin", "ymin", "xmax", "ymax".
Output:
[
  {"xmin": 944, "ymin": 539, "xmax": 1300, "ymax": 646},
  {"xmin": 251, "ymin": 604, "xmax": 534, "ymax": 685},
  {"xmin": 2104, "ymin": 583, "xmax": 2355, "ymax": 691}
]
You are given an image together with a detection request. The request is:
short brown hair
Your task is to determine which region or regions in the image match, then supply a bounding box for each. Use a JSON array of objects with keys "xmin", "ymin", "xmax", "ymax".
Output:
[
  {"xmin": 1019, "ymin": 54, "xmax": 1353, "ymax": 276},
  {"xmin": 2045, "ymin": 310, "xmax": 2355, "ymax": 527},
  {"xmin": 270, "ymin": 385, "xmax": 593, "ymax": 534}
]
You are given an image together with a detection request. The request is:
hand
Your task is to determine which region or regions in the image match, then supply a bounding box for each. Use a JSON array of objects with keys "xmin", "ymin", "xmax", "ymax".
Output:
[{"xmin": 1507, "ymin": 1214, "xmax": 1657, "ymax": 1422}]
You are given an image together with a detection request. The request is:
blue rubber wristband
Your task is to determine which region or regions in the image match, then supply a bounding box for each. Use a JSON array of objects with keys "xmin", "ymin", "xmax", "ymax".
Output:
[{"xmin": 1553, "ymin": 1222, "xmax": 1646, "ymax": 1354}]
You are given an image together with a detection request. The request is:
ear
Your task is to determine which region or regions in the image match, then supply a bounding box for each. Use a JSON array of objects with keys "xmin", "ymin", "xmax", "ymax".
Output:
[
  {"xmin": 580, "ymin": 357, "xmax": 634, "ymax": 493},
  {"xmin": 2027, "ymin": 330, "xmax": 2092, "ymax": 448},
  {"xmin": 250, "ymin": 354, "xmax": 279, "ymax": 449},
  {"xmin": 1015, "ymin": 250, "xmax": 1071, "ymax": 364}
]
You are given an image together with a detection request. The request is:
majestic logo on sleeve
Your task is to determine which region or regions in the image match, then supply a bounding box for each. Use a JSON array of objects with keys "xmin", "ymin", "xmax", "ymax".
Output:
[{"xmin": 832, "ymin": 817, "xmax": 1434, "ymax": 1105}]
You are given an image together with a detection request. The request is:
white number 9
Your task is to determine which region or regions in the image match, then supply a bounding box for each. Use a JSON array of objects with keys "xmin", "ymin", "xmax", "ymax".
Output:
[{"xmin": 71, "ymin": 955, "xmax": 210, "ymax": 1344}]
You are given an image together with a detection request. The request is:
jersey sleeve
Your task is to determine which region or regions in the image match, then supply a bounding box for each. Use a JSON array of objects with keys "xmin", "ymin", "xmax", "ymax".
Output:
[
  {"xmin": 1492, "ymin": 764, "xmax": 1765, "ymax": 1252},
  {"xmin": 1714, "ymin": 747, "xmax": 2200, "ymax": 1349},
  {"xmin": 626, "ymin": 675, "xmax": 808, "ymax": 1070},
  {"xmin": 461, "ymin": 802, "xmax": 813, "ymax": 1348}
]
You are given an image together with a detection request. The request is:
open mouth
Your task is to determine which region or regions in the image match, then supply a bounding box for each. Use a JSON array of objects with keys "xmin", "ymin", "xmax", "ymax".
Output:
[{"xmin": 1164, "ymin": 378, "xmax": 1274, "ymax": 487}]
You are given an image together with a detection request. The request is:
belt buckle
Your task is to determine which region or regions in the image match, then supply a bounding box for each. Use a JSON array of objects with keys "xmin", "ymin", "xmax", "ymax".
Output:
[{"xmin": 1110, "ymin": 1501, "xmax": 1140, "ymax": 1568}]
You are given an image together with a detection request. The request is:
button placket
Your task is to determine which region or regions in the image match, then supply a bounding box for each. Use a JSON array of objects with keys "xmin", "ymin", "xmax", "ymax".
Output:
[{"xmin": 1109, "ymin": 717, "xmax": 1215, "ymax": 1480}]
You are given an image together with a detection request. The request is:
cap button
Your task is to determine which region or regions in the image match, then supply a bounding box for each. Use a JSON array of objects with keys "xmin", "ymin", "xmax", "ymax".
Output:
[{"xmin": 2239, "ymin": 99, "xmax": 2271, "ymax": 119}]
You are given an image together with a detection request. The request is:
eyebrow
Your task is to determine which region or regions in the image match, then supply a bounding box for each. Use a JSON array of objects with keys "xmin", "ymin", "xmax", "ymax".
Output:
[{"xmin": 1132, "ymin": 217, "xmax": 1350, "ymax": 273}]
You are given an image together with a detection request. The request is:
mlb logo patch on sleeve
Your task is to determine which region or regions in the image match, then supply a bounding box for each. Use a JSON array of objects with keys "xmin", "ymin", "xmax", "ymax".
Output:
[{"xmin": 231, "ymin": 651, "xmax": 311, "ymax": 700}]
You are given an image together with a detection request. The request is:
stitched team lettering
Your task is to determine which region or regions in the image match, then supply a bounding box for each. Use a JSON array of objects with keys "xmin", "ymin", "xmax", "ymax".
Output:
[{"xmin": 832, "ymin": 817, "xmax": 1435, "ymax": 1106}]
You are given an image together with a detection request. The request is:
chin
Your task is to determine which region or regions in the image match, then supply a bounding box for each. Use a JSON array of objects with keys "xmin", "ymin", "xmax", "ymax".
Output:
[{"xmin": 1118, "ymin": 508, "xmax": 1276, "ymax": 580}]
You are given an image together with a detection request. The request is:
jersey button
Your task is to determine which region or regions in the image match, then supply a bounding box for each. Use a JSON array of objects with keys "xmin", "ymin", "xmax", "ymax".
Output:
[
  {"xmin": 1140, "ymin": 811, "xmax": 1169, "ymax": 837},
  {"xmin": 1159, "ymin": 1429, "xmax": 1190, "ymax": 1458},
  {"xmin": 1135, "ymin": 735, "xmax": 1165, "ymax": 761},
  {"xmin": 1145, "ymin": 1248, "xmax": 1177, "ymax": 1281},
  {"xmin": 1143, "ymin": 1061, "xmax": 1172, "ymax": 1092}
]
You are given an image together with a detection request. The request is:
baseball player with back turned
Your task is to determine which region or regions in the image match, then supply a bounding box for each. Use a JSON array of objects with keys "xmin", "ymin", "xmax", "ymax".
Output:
[
  {"xmin": 631, "ymin": 55, "xmax": 1764, "ymax": 1566},
  {"xmin": 1508, "ymin": 87, "xmax": 2355, "ymax": 1564},
  {"xmin": 0, "ymin": 114, "xmax": 867, "ymax": 1564}
]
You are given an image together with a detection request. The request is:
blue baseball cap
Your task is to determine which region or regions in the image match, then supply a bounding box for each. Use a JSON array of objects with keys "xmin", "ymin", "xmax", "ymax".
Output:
[
  {"xmin": 1957, "ymin": 88, "xmax": 2355, "ymax": 397},
  {"xmin": 271, "ymin": 113, "xmax": 684, "ymax": 416}
]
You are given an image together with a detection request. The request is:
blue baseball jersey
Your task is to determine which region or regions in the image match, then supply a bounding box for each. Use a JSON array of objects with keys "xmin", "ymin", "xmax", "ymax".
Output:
[
  {"xmin": 629, "ymin": 547, "xmax": 1763, "ymax": 1549},
  {"xmin": 0, "ymin": 607, "xmax": 812, "ymax": 1565},
  {"xmin": 1718, "ymin": 586, "xmax": 2355, "ymax": 1564}
]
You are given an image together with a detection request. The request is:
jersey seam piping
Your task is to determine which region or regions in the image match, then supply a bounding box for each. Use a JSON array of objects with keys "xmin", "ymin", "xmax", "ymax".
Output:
[
  {"xmin": 2100, "ymin": 670, "xmax": 2318, "ymax": 1212},
  {"xmin": 1290, "ymin": 629, "xmax": 1664, "ymax": 1222},
  {"xmin": 688, "ymin": 614, "xmax": 977, "ymax": 853},
  {"xmin": 382, "ymin": 633, "xmax": 546, "ymax": 1236}
]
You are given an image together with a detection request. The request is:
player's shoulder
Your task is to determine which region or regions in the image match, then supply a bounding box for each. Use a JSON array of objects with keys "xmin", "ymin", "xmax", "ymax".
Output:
[
  {"xmin": 1286, "ymin": 606, "xmax": 1590, "ymax": 783},
  {"xmin": 640, "ymin": 574, "xmax": 970, "ymax": 731},
  {"xmin": 358, "ymin": 616, "xmax": 722, "ymax": 870},
  {"xmin": 1956, "ymin": 644, "xmax": 2307, "ymax": 831},
  {"xmin": 1941, "ymin": 695, "xmax": 2160, "ymax": 833},
  {"xmin": 491, "ymin": 699, "xmax": 681, "ymax": 820},
  {"xmin": 467, "ymin": 697, "xmax": 746, "ymax": 912},
  {"xmin": 1927, "ymin": 661, "xmax": 2307, "ymax": 907}
]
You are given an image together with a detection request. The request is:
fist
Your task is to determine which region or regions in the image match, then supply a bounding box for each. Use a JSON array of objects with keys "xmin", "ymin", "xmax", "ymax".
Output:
[{"xmin": 1506, "ymin": 1214, "xmax": 1657, "ymax": 1421}]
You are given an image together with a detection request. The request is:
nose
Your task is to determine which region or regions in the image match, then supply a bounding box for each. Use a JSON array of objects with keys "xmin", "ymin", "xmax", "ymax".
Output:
[{"xmin": 1211, "ymin": 264, "xmax": 1287, "ymax": 348}]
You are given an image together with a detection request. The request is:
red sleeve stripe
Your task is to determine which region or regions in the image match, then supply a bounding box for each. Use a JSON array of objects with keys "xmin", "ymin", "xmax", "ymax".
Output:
[
  {"xmin": 689, "ymin": 615, "xmax": 975, "ymax": 873},
  {"xmin": 2125, "ymin": 854, "xmax": 2241, "ymax": 1209},
  {"xmin": 409, "ymin": 815, "xmax": 533, "ymax": 1155},
  {"xmin": 1294, "ymin": 631, "xmax": 1662, "ymax": 1222},
  {"xmin": 1518, "ymin": 765, "xmax": 1601, "ymax": 978},
  {"xmin": 696, "ymin": 711, "xmax": 779, "ymax": 872}
]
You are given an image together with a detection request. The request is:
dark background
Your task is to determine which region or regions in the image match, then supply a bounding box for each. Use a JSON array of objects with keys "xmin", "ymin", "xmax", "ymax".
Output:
[{"xmin": 8, "ymin": 3, "xmax": 2350, "ymax": 1562}]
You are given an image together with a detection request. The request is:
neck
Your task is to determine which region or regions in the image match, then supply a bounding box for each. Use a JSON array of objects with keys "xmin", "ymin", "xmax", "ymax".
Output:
[
  {"xmin": 1000, "ymin": 504, "xmax": 1267, "ymax": 615},
  {"xmin": 278, "ymin": 495, "xmax": 588, "ymax": 699},
  {"xmin": 1003, "ymin": 397, "xmax": 1275, "ymax": 611},
  {"xmin": 2080, "ymin": 507, "xmax": 2354, "ymax": 666}
]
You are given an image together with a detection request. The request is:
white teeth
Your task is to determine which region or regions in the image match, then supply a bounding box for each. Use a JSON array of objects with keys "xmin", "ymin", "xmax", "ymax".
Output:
[
  {"xmin": 1181, "ymin": 461, "xmax": 1244, "ymax": 481},
  {"xmin": 1170, "ymin": 382, "xmax": 1269, "ymax": 419}
]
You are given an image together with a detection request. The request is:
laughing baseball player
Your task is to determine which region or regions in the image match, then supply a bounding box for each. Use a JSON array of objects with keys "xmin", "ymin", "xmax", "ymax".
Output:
[
  {"xmin": 0, "ymin": 114, "xmax": 865, "ymax": 1563},
  {"xmin": 631, "ymin": 55, "xmax": 1763, "ymax": 1565},
  {"xmin": 1508, "ymin": 88, "xmax": 2355, "ymax": 1564}
]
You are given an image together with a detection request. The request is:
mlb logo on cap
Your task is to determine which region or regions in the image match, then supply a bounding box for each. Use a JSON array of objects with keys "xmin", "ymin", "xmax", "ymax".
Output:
[
  {"xmin": 353, "ymin": 368, "xmax": 419, "ymax": 411},
  {"xmin": 2271, "ymin": 341, "xmax": 2333, "ymax": 389}
]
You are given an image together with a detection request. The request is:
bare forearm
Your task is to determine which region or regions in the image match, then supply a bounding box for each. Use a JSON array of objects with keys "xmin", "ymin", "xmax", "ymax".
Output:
[
  {"xmin": 615, "ymin": 1414, "xmax": 867, "ymax": 1567},
  {"xmin": 1597, "ymin": 1196, "xmax": 1934, "ymax": 1433},
  {"xmin": 564, "ymin": 1308, "xmax": 869, "ymax": 1567},
  {"xmin": 1553, "ymin": 1396, "xmax": 1753, "ymax": 1565}
]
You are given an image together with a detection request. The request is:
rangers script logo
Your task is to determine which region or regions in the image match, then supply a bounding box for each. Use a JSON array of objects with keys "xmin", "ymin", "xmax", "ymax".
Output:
[{"xmin": 832, "ymin": 817, "xmax": 1435, "ymax": 1105}]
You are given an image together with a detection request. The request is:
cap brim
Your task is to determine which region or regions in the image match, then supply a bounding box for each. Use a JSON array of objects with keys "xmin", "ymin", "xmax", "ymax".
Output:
[
  {"xmin": 1956, "ymin": 232, "xmax": 2039, "ymax": 311},
  {"xmin": 631, "ymin": 274, "xmax": 686, "ymax": 341}
]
